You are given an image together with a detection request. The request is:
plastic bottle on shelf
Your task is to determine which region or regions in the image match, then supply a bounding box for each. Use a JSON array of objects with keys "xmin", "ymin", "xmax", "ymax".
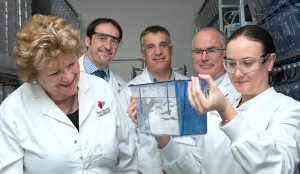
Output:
[
  {"xmin": 267, "ymin": 15, "xmax": 284, "ymax": 56},
  {"xmin": 288, "ymin": 4, "xmax": 300, "ymax": 52},
  {"xmin": 259, "ymin": 0, "xmax": 272, "ymax": 16},
  {"xmin": 280, "ymin": 7, "xmax": 293, "ymax": 54}
]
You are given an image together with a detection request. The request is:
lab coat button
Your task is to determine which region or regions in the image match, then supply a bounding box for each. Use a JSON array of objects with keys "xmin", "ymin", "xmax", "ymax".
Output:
[{"xmin": 74, "ymin": 140, "xmax": 77, "ymax": 144}]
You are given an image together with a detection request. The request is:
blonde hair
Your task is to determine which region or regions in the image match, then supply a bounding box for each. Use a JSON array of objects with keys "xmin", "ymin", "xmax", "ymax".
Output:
[{"xmin": 13, "ymin": 14, "xmax": 83, "ymax": 83}]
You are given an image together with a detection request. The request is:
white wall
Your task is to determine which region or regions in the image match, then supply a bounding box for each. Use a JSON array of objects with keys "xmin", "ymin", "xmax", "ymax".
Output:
[{"xmin": 67, "ymin": 0, "xmax": 205, "ymax": 81}]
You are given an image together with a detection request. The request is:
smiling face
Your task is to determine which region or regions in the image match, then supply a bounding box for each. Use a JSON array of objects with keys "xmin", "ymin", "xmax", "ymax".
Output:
[
  {"xmin": 226, "ymin": 36, "xmax": 275, "ymax": 101},
  {"xmin": 85, "ymin": 22, "xmax": 120, "ymax": 70},
  {"xmin": 141, "ymin": 32, "xmax": 172, "ymax": 77},
  {"xmin": 36, "ymin": 53, "xmax": 80, "ymax": 102},
  {"xmin": 192, "ymin": 29, "xmax": 226, "ymax": 80}
]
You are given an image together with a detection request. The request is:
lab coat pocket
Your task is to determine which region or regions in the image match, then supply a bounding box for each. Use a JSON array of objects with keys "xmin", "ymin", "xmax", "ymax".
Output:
[{"xmin": 86, "ymin": 114, "xmax": 119, "ymax": 167}]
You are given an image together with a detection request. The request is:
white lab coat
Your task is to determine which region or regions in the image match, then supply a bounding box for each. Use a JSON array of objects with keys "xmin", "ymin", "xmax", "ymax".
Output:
[
  {"xmin": 0, "ymin": 73, "xmax": 137, "ymax": 174},
  {"xmin": 119, "ymin": 68, "xmax": 206, "ymax": 174},
  {"xmin": 78, "ymin": 55, "xmax": 138, "ymax": 172},
  {"xmin": 228, "ymin": 87, "xmax": 300, "ymax": 173},
  {"xmin": 78, "ymin": 54, "xmax": 126, "ymax": 96}
]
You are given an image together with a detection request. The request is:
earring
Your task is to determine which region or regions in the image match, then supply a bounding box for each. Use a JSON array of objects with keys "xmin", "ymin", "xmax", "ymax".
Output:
[
  {"xmin": 268, "ymin": 66, "xmax": 273, "ymax": 72},
  {"xmin": 33, "ymin": 79, "xmax": 37, "ymax": 84}
]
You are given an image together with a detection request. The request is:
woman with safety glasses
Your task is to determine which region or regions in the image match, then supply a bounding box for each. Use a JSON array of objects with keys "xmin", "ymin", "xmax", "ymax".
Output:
[{"xmin": 188, "ymin": 25, "xmax": 300, "ymax": 173}]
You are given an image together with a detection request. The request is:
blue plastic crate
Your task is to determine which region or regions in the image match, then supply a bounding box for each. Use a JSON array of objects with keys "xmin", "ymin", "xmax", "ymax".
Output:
[{"xmin": 129, "ymin": 80, "xmax": 207, "ymax": 136}]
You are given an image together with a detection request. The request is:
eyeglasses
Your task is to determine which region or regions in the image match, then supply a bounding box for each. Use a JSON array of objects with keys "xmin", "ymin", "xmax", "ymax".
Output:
[
  {"xmin": 223, "ymin": 54, "xmax": 271, "ymax": 74},
  {"xmin": 93, "ymin": 32, "xmax": 121, "ymax": 48},
  {"xmin": 142, "ymin": 42, "xmax": 172, "ymax": 52},
  {"xmin": 191, "ymin": 47, "xmax": 225, "ymax": 55}
]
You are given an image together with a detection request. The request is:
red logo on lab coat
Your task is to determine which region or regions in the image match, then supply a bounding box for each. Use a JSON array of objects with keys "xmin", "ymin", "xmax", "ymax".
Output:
[{"xmin": 98, "ymin": 101, "xmax": 105, "ymax": 109}]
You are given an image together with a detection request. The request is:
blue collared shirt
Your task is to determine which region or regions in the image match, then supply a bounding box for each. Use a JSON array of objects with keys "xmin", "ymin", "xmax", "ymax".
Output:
[{"xmin": 83, "ymin": 54, "xmax": 110, "ymax": 82}]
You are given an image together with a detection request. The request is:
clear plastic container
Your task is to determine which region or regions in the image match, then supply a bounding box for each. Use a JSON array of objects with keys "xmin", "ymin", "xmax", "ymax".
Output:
[{"xmin": 129, "ymin": 80, "xmax": 208, "ymax": 136}]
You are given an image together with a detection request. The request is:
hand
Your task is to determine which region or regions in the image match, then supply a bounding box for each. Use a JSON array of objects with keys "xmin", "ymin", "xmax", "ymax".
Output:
[
  {"xmin": 188, "ymin": 74, "xmax": 237, "ymax": 122},
  {"xmin": 155, "ymin": 136, "xmax": 171, "ymax": 149},
  {"xmin": 127, "ymin": 96, "xmax": 138, "ymax": 125},
  {"xmin": 188, "ymin": 74, "xmax": 227, "ymax": 114}
]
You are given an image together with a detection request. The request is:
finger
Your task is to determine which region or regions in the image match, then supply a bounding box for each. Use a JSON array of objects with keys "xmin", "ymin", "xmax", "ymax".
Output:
[
  {"xmin": 129, "ymin": 102, "xmax": 136, "ymax": 116},
  {"xmin": 129, "ymin": 96, "xmax": 135, "ymax": 102},
  {"xmin": 129, "ymin": 104, "xmax": 138, "ymax": 125},
  {"xmin": 193, "ymin": 77, "xmax": 205, "ymax": 100},
  {"xmin": 187, "ymin": 79, "xmax": 196, "ymax": 107},
  {"xmin": 190, "ymin": 76, "xmax": 209, "ymax": 114},
  {"xmin": 129, "ymin": 96, "xmax": 136, "ymax": 109},
  {"xmin": 198, "ymin": 74, "xmax": 215, "ymax": 90},
  {"xmin": 127, "ymin": 97, "xmax": 132, "ymax": 113},
  {"xmin": 132, "ymin": 109, "xmax": 138, "ymax": 125},
  {"xmin": 190, "ymin": 76, "xmax": 200, "ymax": 106},
  {"xmin": 127, "ymin": 97, "xmax": 136, "ymax": 113},
  {"xmin": 188, "ymin": 79, "xmax": 202, "ymax": 114},
  {"xmin": 191, "ymin": 76, "xmax": 204, "ymax": 105},
  {"xmin": 129, "ymin": 103, "xmax": 136, "ymax": 117}
]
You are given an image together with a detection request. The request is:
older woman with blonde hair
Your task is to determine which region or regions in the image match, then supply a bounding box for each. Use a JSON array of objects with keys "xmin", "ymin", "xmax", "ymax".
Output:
[{"xmin": 0, "ymin": 14, "xmax": 136, "ymax": 173}]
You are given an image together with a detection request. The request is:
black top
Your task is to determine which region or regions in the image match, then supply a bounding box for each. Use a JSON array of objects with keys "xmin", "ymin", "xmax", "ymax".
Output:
[{"xmin": 67, "ymin": 109, "xmax": 79, "ymax": 131}]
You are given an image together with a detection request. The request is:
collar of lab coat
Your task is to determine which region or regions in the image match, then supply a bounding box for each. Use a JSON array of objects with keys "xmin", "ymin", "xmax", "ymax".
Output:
[
  {"xmin": 218, "ymin": 73, "xmax": 231, "ymax": 96},
  {"xmin": 30, "ymin": 73, "xmax": 93, "ymax": 126},
  {"xmin": 218, "ymin": 72, "xmax": 241, "ymax": 104},
  {"xmin": 129, "ymin": 68, "xmax": 152, "ymax": 85}
]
